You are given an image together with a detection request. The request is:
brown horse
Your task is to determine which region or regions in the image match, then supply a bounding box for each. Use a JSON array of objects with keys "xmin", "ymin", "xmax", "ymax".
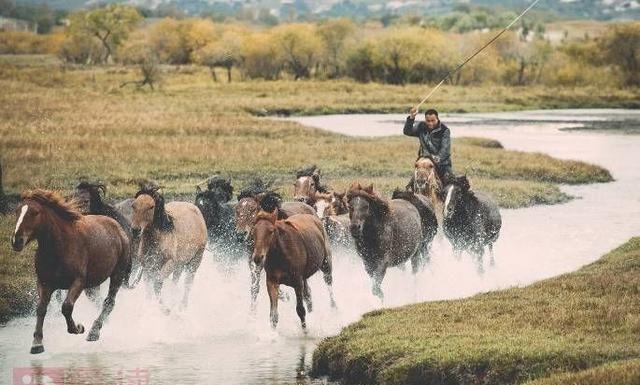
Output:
[
  {"xmin": 10, "ymin": 189, "xmax": 131, "ymax": 354},
  {"xmin": 293, "ymin": 165, "xmax": 330, "ymax": 206},
  {"xmin": 314, "ymin": 191, "xmax": 352, "ymax": 248},
  {"xmin": 347, "ymin": 183, "xmax": 435, "ymax": 299},
  {"xmin": 131, "ymin": 187, "xmax": 207, "ymax": 309},
  {"xmin": 413, "ymin": 157, "xmax": 445, "ymax": 225},
  {"xmin": 251, "ymin": 208, "xmax": 336, "ymax": 329},
  {"xmin": 235, "ymin": 188, "xmax": 316, "ymax": 311}
]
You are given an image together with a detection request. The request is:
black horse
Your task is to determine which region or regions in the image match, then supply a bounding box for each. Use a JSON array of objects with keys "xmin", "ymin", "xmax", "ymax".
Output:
[
  {"xmin": 442, "ymin": 175, "xmax": 502, "ymax": 260},
  {"xmin": 194, "ymin": 176, "xmax": 244, "ymax": 260},
  {"xmin": 73, "ymin": 182, "xmax": 132, "ymax": 237}
]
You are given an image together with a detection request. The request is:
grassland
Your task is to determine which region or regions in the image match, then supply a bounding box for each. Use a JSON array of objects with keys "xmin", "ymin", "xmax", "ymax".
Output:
[
  {"xmin": 0, "ymin": 55, "xmax": 617, "ymax": 322},
  {"xmin": 312, "ymin": 237, "xmax": 640, "ymax": 385}
]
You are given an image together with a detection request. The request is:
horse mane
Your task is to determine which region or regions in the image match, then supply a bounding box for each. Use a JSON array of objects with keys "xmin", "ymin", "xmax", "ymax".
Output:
[
  {"xmin": 346, "ymin": 183, "xmax": 390, "ymax": 214},
  {"xmin": 449, "ymin": 175, "xmax": 476, "ymax": 199},
  {"xmin": 206, "ymin": 176, "xmax": 234, "ymax": 203},
  {"xmin": 22, "ymin": 189, "xmax": 83, "ymax": 222},
  {"xmin": 135, "ymin": 186, "xmax": 174, "ymax": 232},
  {"xmin": 238, "ymin": 177, "xmax": 274, "ymax": 200},
  {"xmin": 259, "ymin": 191, "xmax": 282, "ymax": 213},
  {"xmin": 295, "ymin": 164, "xmax": 330, "ymax": 193},
  {"xmin": 75, "ymin": 181, "xmax": 107, "ymax": 212}
]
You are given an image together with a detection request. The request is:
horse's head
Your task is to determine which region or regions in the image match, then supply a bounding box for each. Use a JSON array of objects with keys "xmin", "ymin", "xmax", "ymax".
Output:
[
  {"xmin": 347, "ymin": 183, "xmax": 381, "ymax": 236},
  {"xmin": 11, "ymin": 189, "xmax": 82, "ymax": 252},
  {"xmin": 11, "ymin": 200, "xmax": 43, "ymax": 252},
  {"xmin": 331, "ymin": 191, "xmax": 349, "ymax": 215},
  {"xmin": 294, "ymin": 165, "xmax": 322, "ymax": 204},
  {"xmin": 313, "ymin": 192, "xmax": 333, "ymax": 219},
  {"xmin": 206, "ymin": 176, "xmax": 234, "ymax": 203},
  {"xmin": 443, "ymin": 175, "xmax": 471, "ymax": 219},
  {"xmin": 132, "ymin": 187, "xmax": 173, "ymax": 237},
  {"xmin": 251, "ymin": 209, "xmax": 278, "ymax": 266},
  {"xmin": 73, "ymin": 181, "xmax": 106, "ymax": 214},
  {"xmin": 235, "ymin": 197, "xmax": 259, "ymax": 236},
  {"xmin": 414, "ymin": 157, "xmax": 441, "ymax": 195},
  {"xmin": 195, "ymin": 186, "xmax": 221, "ymax": 225}
]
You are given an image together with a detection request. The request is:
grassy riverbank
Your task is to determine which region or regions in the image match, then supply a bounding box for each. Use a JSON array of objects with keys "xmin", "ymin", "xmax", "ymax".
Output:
[{"xmin": 312, "ymin": 237, "xmax": 640, "ymax": 385}]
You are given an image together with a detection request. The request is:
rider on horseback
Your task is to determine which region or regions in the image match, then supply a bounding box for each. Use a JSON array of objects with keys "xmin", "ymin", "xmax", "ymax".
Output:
[{"xmin": 404, "ymin": 107, "xmax": 453, "ymax": 185}]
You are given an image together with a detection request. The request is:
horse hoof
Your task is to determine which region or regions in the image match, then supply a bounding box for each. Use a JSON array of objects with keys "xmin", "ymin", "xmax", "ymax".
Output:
[
  {"xmin": 86, "ymin": 331, "xmax": 100, "ymax": 342},
  {"xmin": 76, "ymin": 324, "xmax": 85, "ymax": 334},
  {"xmin": 30, "ymin": 345, "xmax": 44, "ymax": 354}
]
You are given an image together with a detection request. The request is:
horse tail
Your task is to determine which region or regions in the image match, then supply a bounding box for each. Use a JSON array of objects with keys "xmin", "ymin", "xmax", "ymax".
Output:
[{"xmin": 392, "ymin": 189, "xmax": 437, "ymax": 242}]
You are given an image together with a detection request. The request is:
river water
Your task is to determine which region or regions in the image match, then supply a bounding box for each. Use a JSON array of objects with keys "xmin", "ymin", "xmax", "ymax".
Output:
[{"xmin": 2, "ymin": 109, "xmax": 640, "ymax": 385}]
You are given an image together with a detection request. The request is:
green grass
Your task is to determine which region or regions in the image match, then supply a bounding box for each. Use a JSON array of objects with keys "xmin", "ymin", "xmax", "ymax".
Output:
[
  {"xmin": 523, "ymin": 359, "xmax": 640, "ymax": 385},
  {"xmin": 312, "ymin": 237, "xmax": 640, "ymax": 385}
]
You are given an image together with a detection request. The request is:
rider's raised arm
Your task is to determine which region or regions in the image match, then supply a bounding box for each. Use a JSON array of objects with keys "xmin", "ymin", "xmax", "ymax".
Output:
[{"xmin": 403, "ymin": 107, "xmax": 420, "ymax": 137}]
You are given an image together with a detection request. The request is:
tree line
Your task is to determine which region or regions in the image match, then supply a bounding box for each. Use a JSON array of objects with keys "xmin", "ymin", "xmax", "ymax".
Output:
[{"xmin": 1, "ymin": 4, "xmax": 639, "ymax": 87}]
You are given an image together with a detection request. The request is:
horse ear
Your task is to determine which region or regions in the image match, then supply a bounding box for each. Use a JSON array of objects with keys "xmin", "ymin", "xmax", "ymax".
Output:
[
  {"xmin": 364, "ymin": 184, "xmax": 374, "ymax": 194},
  {"xmin": 196, "ymin": 185, "xmax": 202, "ymax": 193}
]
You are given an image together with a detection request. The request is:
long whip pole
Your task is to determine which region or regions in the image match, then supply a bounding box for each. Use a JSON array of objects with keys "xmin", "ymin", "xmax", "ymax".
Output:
[{"xmin": 415, "ymin": 0, "xmax": 542, "ymax": 110}]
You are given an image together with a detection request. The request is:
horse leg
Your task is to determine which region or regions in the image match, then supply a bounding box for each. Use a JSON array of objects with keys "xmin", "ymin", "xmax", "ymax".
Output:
[
  {"xmin": 156, "ymin": 258, "xmax": 177, "ymax": 298},
  {"xmin": 85, "ymin": 286, "xmax": 102, "ymax": 308},
  {"xmin": 31, "ymin": 281, "xmax": 53, "ymax": 354},
  {"xmin": 411, "ymin": 244, "xmax": 428, "ymax": 275},
  {"xmin": 294, "ymin": 280, "xmax": 307, "ymax": 330},
  {"xmin": 302, "ymin": 280, "xmax": 312, "ymax": 313},
  {"xmin": 267, "ymin": 278, "xmax": 279, "ymax": 328},
  {"xmin": 87, "ymin": 276, "xmax": 122, "ymax": 341},
  {"xmin": 62, "ymin": 279, "xmax": 86, "ymax": 335},
  {"xmin": 250, "ymin": 262, "xmax": 262, "ymax": 314},
  {"xmin": 172, "ymin": 265, "xmax": 184, "ymax": 285},
  {"xmin": 371, "ymin": 265, "xmax": 387, "ymax": 301},
  {"xmin": 488, "ymin": 243, "xmax": 496, "ymax": 266},
  {"xmin": 321, "ymin": 255, "xmax": 337, "ymax": 309},
  {"xmin": 181, "ymin": 252, "xmax": 203, "ymax": 310}
]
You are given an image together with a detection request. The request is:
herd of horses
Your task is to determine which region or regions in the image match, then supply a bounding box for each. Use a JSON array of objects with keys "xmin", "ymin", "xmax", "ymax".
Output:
[{"xmin": 9, "ymin": 157, "xmax": 501, "ymax": 354}]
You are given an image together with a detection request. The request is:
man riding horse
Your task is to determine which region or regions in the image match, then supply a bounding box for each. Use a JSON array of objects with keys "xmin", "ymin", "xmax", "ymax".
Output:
[{"xmin": 403, "ymin": 107, "xmax": 453, "ymax": 186}]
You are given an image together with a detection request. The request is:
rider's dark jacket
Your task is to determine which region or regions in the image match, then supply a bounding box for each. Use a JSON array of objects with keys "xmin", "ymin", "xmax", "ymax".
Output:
[{"xmin": 403, "ymin": 116, "xmax": 452, "ymax": 173}]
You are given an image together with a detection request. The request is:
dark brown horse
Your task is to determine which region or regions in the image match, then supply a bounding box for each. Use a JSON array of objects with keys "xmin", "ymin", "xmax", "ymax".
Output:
[
  {"xmin": 347, "ymin": 183, "xmax": 435, "ymax": 299},
  {"xmin": 131, "ymin": 186, "xmax": 207, "ymax": 309},
  {"xmin": 251, "ymin": 207, "xmax": 336, "ymax": 329},
  {"xmin": 11, "ymin": 189, "xmax": 131, "ymax": 354}
]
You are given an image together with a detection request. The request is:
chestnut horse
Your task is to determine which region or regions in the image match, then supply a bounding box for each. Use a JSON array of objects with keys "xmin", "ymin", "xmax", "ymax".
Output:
[
  {"xmin": 131, "ymin": 186, "xmax": 207, "ymax": 309},
  {"xmin": 235, "ymin": 185, "xmax": 316, "ymax": 311},
  {"xmin": 251, "ymin": 208, "xmax": 336, "ymax": 329},
  {"xmin": 11, "ymin": 189, "xmax": 131, "ymax": 354},
  {"xmin": 347, "ymin": 183, "xmax": 435, "ymax": 299}
]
